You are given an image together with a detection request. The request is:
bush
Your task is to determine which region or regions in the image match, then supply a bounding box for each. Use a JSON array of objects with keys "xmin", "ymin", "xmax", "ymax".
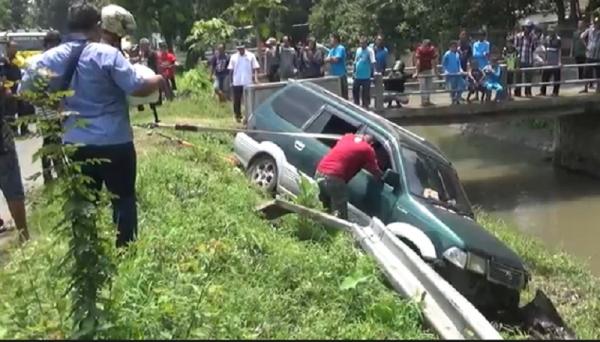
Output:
[{"xmin": 177, "ymin": 65, "xmax": 214, "ymax": 100}]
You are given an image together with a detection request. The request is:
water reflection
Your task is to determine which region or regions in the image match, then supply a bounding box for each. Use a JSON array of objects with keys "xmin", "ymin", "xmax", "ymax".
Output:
[{"xmin": 411, "ymin": 125, "xmax": 600, "ymax": 275}]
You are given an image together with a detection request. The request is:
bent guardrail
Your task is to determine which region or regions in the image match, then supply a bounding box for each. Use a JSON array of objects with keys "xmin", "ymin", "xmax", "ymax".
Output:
[{"xmin": 258, "ymin": 199, "xmax": 503, "ymax": 340}]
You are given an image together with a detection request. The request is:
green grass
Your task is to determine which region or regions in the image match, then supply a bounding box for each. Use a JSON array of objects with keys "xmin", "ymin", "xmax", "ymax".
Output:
[
  {"xmin": 478, "ymin": 211, "xmax": 600, "ymax": 339},
  {"xmin": 0, "ymin": 96, "xmax": 433, "ymax": 339}
]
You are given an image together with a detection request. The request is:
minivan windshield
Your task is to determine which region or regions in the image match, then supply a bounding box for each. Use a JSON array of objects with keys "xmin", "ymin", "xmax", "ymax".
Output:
[{"xmin": 401, "ymin": 146, "xmax": 473, "ymax": 216}]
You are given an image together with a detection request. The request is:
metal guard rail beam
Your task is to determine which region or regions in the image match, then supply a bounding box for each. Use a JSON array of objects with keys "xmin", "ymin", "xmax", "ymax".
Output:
[{"xmin": 267, "ymin": 199, "xmax": 502, "ymax": 340}]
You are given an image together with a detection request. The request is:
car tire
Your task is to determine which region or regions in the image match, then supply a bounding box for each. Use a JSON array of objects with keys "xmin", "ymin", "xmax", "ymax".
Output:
[{"xmin": 247, "ymin": 155, "xmax": 278, "ymax": 194}]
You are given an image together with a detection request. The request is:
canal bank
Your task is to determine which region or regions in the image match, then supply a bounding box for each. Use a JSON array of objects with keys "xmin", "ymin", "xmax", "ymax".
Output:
[{"xmin": 411, "ymin": 123, "xmax": 600, "ymax": 276}]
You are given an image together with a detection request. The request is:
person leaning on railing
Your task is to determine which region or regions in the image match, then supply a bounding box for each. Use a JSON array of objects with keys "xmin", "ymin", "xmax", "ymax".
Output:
[{"xmin": 581, "ymin": 17, "xmax": 600, "ymax": 93}]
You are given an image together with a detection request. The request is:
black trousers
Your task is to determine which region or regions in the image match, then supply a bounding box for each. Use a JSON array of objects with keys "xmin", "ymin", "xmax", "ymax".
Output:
[
  {"xmin": 575, "ymin": 56, "xmax": 587, "ymax": 79},
  {"xmin": 353, "ymin": 78, "xmax": 371, "ymax": 108},
  {"xmin": 72, "ymin": 142, "xmax": 138, "ymax": 247},
  {"xmin": 514, "ymin": 62, "xmax": 533, "ymax": 96},
  {"xmin": 540, "ymin": 67, "xmax": 561, "ymax": 95},
  {"xmin": 586, "ymin": 58, "xmax": 600, "ymax": 90},
  {"xmin": 340, "ymin": 75, "xmax": 349, "ymax": 100},
  {"xmin": 232, "ymin": 85, "xmax": 244, "ymax": 121}
]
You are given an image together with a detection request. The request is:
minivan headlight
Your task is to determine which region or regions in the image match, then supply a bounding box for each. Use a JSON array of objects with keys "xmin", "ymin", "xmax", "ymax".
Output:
[
  {"xmin": 443, "ymin": 247, "xmax": 467, "ymax": 269},
  {"xmin": 466, "ymin": 253, "xmax": 487, "ymax": 275}
]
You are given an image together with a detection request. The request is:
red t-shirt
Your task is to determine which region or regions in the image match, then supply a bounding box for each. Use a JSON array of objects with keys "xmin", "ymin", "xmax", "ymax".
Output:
[
  {"xmin": 416, "ymin": 45, "xmax": 437, "ymax": 72},
  {"xmin": 159, "ymin": 52, "xmax": 177, "ymax": 78},
  {"xmin": 317, "ymin": 134, "xmax": 383, "ymax": 182}
]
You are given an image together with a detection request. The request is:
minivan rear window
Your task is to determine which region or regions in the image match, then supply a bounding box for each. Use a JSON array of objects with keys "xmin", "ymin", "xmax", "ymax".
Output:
[{"xmin": 271, "ymin": 85, "xmax": 325, "ymax": 128}]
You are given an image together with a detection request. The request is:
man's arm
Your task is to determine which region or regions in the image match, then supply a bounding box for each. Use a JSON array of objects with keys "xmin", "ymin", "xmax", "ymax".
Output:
[
  {"xmin": 369, "ymin": 48, "xmax": 377, "ymax": 74},
  {"xmin": 252, "ymin": 54, "xmax": 260, "ymax": 83},
  {"xmin": 364, "ymin": 147, "xmax": 383, "ymax": 179},
  {"xmin": 111, "ymin": 50, "xmax": 163, "ymax": 97}
]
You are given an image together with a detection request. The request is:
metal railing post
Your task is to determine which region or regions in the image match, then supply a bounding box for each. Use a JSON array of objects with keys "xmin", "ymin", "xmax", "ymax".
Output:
[{"xmin": 374, "ymin": 73, "xmax": 385, "ymax": 111}]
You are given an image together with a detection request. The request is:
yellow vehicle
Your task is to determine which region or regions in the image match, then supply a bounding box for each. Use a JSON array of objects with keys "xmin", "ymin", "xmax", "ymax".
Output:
[{"xmin": 0, "ymin": 30, "xmax": 50, "ymax": 66}]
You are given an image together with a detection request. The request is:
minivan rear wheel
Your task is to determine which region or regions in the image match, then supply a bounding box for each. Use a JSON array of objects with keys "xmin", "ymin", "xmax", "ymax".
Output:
[{"xmin": 247, "ymin": 155, "xmax": 278, "ymax": 193}]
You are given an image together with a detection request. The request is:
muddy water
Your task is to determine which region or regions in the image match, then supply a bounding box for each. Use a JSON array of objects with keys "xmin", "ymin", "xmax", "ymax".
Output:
[{"xmin": 410, "ymin": 125, "xmax": 600, "ymax": 276}]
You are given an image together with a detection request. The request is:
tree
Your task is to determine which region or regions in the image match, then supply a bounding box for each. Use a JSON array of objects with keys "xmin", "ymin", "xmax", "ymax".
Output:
[
  {"xmin": 224, "ymin": 0, "xmax": 288, "ymax": 46},
  {"xmin": 185, "ymin": 18, "xmax": 235, "ymax": 67},
  {"xmin": 10, "ymin": 0, "xmax": 27, "ymax": 28},
  {"xmin": 0, "ymin": 0, "xmax": 11, "ymax": 29}
]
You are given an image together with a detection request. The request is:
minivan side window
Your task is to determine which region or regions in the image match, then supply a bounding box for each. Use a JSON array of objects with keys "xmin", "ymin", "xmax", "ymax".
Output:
[
  {"xmin": 270, "ymin": 86, "xmax": 325, "ymax": 128},
  {"xmin": 304, "ymin": 108, "xmax": 361, "ymax": 147}
]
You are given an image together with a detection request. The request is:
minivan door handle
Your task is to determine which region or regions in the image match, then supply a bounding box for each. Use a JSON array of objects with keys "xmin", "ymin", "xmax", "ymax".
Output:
[{"xmin": 294, "ymin": 140, "xmax": 306, "ymax": 151}]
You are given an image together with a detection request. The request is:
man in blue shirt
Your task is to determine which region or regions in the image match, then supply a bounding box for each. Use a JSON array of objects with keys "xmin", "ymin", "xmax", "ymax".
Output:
[
  {"xmin": 373, "ymin": 35, "xmax": 389, "ymax": 74},
  {"xmin": 442, "ymin": 41, "xmax": 465, "ymax": 104},
  {"xmin": 21, "ymin": 3, "xmax": 163, "ymax": 247},
  {"xmin": 325, "ymin": 33, "xmax": 348, "ymax": 99},
  {"xmin": 353, "ymin": 36, "xmax": 376, "ymax": 108},
  {"xmin": 472, "ymin": 31, "xmax": 491, "ymax": 69}
]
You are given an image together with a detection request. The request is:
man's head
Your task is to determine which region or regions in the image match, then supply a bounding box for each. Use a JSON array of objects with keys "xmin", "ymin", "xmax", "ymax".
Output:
[
  {"xmin": 282, "ymin": 35, "xmax": 290, "ymax": 47},
  {"xmin": 506, "ymin": 38, "xmax": 514, "ymax": 47},
  {"xmin": 237, "ymin": 42, "xmax": 246, "ymax": 55},
  {"xmin": 159, "ymin": 41, "xmax": 167, "ymax": 52},
  {"xmin": 139, "ymin": 38, "xmax": 150, "ymax": 52},
  {"xmin": 7, "ymin": 40, "xmax": 17, "ymax": 57},
  {"xmin": 100, "ymin": 5, "xmax": 136, "ymax": 49},
  {"xmin": 330, "ymin": 33, "xmax": 341, "ymax": 46},
  {"xmin": 422, "ymin": 39, "xmax": 431, "ymax": 48},
  {"xmin": 307, "ymin": 37, "xmax": 316, "ymax": 49},
  {"xmin": 217, "ymin": 43, "xmax": 225, "ymax": 54},
  {"xmin": 449, "ymin": 40, "xmax": 458, "ymax": 52},
  {"xmin": 523, "ymin": 19, "xmax": 535, "ymax": 33},
  {"xmin": 67, "ymin": 1, "xmax": 101, "ymax": 40},
  {"xmin": 265, "ymin": 37, "xmax": 276, "ymax": 47},
  {"xmin": 43, "ymin": 31, "xmax": 61, "ymax": 51},
  {"xmin": 547, "ymin": 26, "xmax": 556, "ymax": 37},
  {"xmin": 578, "ymin": 19, "xmax": 587, "ymax": 31},
  {"xmin": 594, "ymin": 17, "xmax": 600, "ymax": 29},
  {"xmin": 375, "ymin": 35, "xmax": 384, "ymax": 47},
  {"xmin": 359, "ymin": 35, "xmax": 368, "ymax": 49},
  {"xmin": 476, "ymin": 30, "xmax": 486, "ymax": 41},
  {"xmin": 459, "ymin": 29, "xmax": 468, "ymax": 40}
]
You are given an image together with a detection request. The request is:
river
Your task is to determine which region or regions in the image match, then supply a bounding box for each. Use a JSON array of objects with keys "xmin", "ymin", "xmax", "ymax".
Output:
[{"xmin": 411, "ymin": 125, "xmax": 600, "ymax": 276}]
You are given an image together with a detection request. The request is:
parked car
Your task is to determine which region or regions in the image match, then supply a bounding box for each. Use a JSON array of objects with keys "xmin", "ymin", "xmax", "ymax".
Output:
[{"xmin": 234, "ymin": 81, "xmax": 529, "ymax": 313}]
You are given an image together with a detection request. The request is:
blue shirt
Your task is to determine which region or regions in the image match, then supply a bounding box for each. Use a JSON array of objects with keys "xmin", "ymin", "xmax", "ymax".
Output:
[
  {"xmin": 22, "ymin": 37, "xmax": 145, "ymax": 146},
  {"xmin": 473, "ymin": 40, "xmax": 490, "ymax": 67},
  {"xmin": 354, "ymin": 47, "xmax": 375, "ymax": 80},
  {"xmin": 442, "ymin": 50, "xmax": 462, "ymax": 74},
  {"xmin": 484, "ymin": 65, "xmax": 502, "ymax": 84},
  {"xmin": 328, "ymin": 44, "xmax": 347, "ymax": 76},
  {"xmin": 372, "ymin": 45, "xmax": 389, "ymax": 73}
]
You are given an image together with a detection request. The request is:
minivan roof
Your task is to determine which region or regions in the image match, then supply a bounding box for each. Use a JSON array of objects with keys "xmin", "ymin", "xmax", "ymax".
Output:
[{"xmin": 298, "ymin": 82, "xmax": 452, "ymax": 165}]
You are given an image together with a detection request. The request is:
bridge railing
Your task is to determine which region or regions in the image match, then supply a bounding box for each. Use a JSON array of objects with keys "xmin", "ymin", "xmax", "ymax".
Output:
[{"xmin": 364, "ymin": 62, "xmax": 600, "ymax": 111}]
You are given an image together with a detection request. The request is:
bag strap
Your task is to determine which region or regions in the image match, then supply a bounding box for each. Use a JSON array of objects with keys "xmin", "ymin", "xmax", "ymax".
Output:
[{"xmin": 60, "ymin": 42, "xmax": 87, "ymax": 91}]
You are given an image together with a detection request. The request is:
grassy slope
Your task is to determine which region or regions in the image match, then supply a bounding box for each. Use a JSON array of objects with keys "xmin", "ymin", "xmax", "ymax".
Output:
[{"xmin": 0, "ymin": 97, "xmax": 432, "ymax": 339}]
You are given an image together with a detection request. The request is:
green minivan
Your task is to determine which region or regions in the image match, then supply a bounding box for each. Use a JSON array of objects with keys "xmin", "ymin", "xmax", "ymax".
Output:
[{"xmin": 234, "ymin": 81, "xmax": 529, "ymax": 313}]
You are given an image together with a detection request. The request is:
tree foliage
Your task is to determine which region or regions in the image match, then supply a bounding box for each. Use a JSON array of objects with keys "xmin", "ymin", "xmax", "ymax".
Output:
[{"xmin": 185, "ymin": 18, "xmax": 235, "ymax": 56}]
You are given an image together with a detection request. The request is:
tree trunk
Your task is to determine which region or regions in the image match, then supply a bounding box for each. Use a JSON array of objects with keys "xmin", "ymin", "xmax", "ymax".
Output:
[{"xmin": 569, "ymin": 0, "xmax": 580, "ymax": 23}]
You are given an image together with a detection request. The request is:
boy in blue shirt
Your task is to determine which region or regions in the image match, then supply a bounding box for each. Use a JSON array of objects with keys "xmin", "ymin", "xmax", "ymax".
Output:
[
  {"xmin": 353, "ymin": 36, "xmax": 376, "ymax": 108},
  {"xmin": 483, "ymin": 56, "xmax": 505, "ymax": 101},
  {"xmin": 473, "ymin": 31, "xmax": 490, "ymax": 69},
  {"xmin": 325, "ymin": 33, "xmax": 348, "ymax": 99},
  {"xmin": 442, "ymin": 41, "xmax": 465, "ymax": 104}
]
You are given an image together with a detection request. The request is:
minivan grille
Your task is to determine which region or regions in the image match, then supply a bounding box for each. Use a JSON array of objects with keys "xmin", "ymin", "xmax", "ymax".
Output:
[{"xmin": 487, "ymin": 261, "xmax": 525, "ymax": 290}]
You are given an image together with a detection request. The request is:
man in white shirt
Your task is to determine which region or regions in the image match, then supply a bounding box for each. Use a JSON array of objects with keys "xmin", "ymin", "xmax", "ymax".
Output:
[{"xmin": 228, "ymin": 43, "xmax": 260, "ymax": 123}]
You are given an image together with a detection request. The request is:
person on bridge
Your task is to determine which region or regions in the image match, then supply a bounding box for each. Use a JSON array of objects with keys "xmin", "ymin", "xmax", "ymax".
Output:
[
  {"xmin": 315, "ymin": 133, "xmax": 383, "ymax": 220},
  {"xmin": 458, "ymin": 29, "xmax": 473, "ymax": 72},
  {"xmin": 572, "ymin": 20, "xmax": 590, "ymax": 93},
  {"xmin": 325, "ymin": 33, "xmax": 348, "ymax": 100},
  {"xmin": 414, "ymin": 39, "xmax": 438, "ymax": 107},
  {"xmin": 353, "ymin": 36, "xmax": 376, "ymax": 109},
  {"xmin": 278, "ymin": 36, "xmax": 298, "ymax": 81},
  {"xmin": 228, "ymin": 42, "xmax": 260, "ymax": 123},
  {"xmin": 539, "ymin": 27, "xmax": 562, "ymax": 97},
  {"xmin": 210, "ymin": 44, "xmax": 230, "ymax": 102},
  {"xmin": 581, "ymin": 17, "xmax": 600, "ymax": 93},
  {"xmin": 472, "ymin": 31, "xmax": 490, "ymax": 70},
  {"xmin": 442, "ymin": 41, "xmax": 465, "ymax": 105},
  {"xmin": 483, "ymin": 56, "xmax": 505, "ymax": 102},
  {"xmin": 514, "ymin": 20, "xmax": 539, "ymax": 97}
]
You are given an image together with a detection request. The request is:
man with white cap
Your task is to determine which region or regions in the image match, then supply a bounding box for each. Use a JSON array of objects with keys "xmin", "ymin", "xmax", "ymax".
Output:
[
  {"xmin": 514, "ymin": 19, "xmax": 538, "ymax": 97},
  {"xmin": 21, "ymin": 1, "xmax": 163, "ymax": 247},
  {"xmin": 228, "ymin": 42, "xmax": 260, "ymax": 123}
]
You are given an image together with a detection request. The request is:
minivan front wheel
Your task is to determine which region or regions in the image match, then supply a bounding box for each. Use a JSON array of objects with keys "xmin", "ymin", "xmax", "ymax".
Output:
[{"xmin": 247, "ymin": 155, "xmax": 278, "ymax": 193}]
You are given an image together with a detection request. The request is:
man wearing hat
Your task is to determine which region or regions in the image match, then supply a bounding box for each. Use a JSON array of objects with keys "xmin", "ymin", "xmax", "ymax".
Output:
[
  {"xmin": 228, "ymin": 42, "xmax": 260, "ymax": 123},
  {"xmin": 514, "ymin": 20, "xmax": 538, "ymax": 97},
  {"xmin": 21, "ymin": 2, "xmax": 164, "ymax": 247},
  {"xmin": 581, "ymin": 17, "xmax": 600, "ymax": 93}
]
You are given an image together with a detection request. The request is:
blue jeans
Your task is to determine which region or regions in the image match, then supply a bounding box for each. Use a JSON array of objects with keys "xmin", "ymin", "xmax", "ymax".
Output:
[
  {"xmin": 446, "ymin": 75, "xmax": 465, "ymax": 102},
  {"xmin": 485, "ymin": 82, "xmax": 506, "ymax": 101},
  {"xmin": 72, "ymin": 142, "xmax": 138, "ymax": 247}
]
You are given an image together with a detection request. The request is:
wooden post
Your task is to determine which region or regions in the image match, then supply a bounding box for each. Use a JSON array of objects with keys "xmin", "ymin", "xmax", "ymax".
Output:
[{"xmin": 374, "ymin": 73, "xmax": 385, "ymax": 112}]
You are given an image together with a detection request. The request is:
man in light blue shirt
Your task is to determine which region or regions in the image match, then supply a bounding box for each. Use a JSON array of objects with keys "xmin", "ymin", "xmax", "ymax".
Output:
[
  {"xmin": 325, "ymin": 33, "xmax": 348, "ymax": 99},
  {"xmin": 353, "ymin": 36, "xmax": 376, "ymax": 108},
  {"xmin": 373, "ymin": 35, "xmax": 389, "ymax": 74},
  {"xmin": 472, "ymin": 31, "xmax": 491, "ymax": 69},
  {"xmin": 442, "ymin": 41, "xmax": 465, "ymax": 104},
  {"xmin": 21, "ymin": 3, "xmax": 162, "ymax": 247}
]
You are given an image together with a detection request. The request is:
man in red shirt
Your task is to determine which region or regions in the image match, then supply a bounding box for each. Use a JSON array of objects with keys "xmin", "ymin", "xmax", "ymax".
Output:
[
  {"xmin": 414, "ymin": 39, "xmax": 438, "ymax": 106},
  {"xmin": 315, "ymin": 133, "xmax": 383, "ymax": 219},
  {"xmin": 158, "ymin": 42, "xmax": 177, "ymax": 100}
]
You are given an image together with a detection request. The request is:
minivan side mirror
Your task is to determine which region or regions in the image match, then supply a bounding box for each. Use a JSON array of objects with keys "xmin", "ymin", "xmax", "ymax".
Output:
[{"xmin": 382, "ymin": 170, "xmax": 401, "ymax": 190}]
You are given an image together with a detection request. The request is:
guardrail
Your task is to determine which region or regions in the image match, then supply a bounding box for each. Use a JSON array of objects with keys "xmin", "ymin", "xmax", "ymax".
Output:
[{"xmin": 260, "ymin": 199, "xmax": 503, "ymax": 340}]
